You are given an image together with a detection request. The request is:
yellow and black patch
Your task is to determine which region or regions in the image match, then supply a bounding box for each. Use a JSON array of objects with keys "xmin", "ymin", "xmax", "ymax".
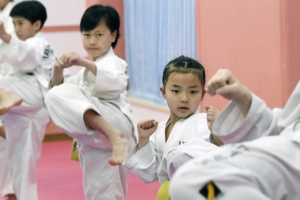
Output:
[
  {"xmin": 70, "ymin": 139, "xmax": 79, "ymax": 161},
  {"xmin": 199, "ymin": 181, "xmax": 221, "ymax": 200}
]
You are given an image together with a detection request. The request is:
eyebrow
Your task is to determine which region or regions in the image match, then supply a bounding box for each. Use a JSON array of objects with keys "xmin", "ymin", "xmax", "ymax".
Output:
[
  {"xmin": 82, "ymin": 30, "xmax": 104, "ymax": 33},
  {"xmin": 170, "ymin": 84, "xmax": 199, "ymax": 88},
  {"xmin": 94, "ymin": 30, "xmax": 104, "ymax": 33}
]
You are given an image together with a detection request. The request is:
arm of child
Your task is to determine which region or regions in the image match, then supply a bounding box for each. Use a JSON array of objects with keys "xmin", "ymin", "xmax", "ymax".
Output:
[
  {"xmin": 0, "ymin": 21, "xmax": 11, "ymax": 44},
  {"xmin": 92, "ymin": 57, "xmax": 128, "ymax": 99},
  {"xmin": 0, "ymin": 21, "xmax": 46, "ymax": 71},
  {"xmin": 207, "ymin": 69, "xmax": 283, "ymax": 144},
  {"xmin": 50, "ymin": 52, "xmax": 96, "ymax": 87},
  {"xmin": 205, "ymin": 69, "xmax": 252, "ymax": 117},
  {"xmin": 137, "ymin": 119, "xmax": 158, "ymax": 150},
  {"xmin": 123, "ymin": 119, "xmax": 162, "ymax": 183},
  {"xmin": 205, "ymin": 105, "xmax": 223, "ymax": 146}
]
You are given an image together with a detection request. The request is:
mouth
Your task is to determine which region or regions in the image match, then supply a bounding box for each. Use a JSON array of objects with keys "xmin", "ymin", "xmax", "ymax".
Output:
[
  {"xmin": 88, "ymin": 48, "xmax": 98, "ymax": 50},
  {"xmin": 178, "ymin": 106, "xmax": 189, "ymax": 112}
]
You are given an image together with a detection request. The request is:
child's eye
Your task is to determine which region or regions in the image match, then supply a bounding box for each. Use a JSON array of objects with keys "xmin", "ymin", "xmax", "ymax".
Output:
[
  {"xmin": 83, "ymin": 34, "xmax": 89, "ymax": 37},
  {"xmin": 190, "ymin": 91, "xmax": 198, "ymax": 94},
  {"xmin": 97, "ymin": 34, "xmax": 103, "ymax": 37},
  {"xmin": 171, "ymin": 90, "xmax": 178, "ymax": 93}
]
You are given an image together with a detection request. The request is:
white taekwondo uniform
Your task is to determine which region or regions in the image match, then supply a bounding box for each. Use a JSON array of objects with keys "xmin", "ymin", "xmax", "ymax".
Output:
[
  {"xmin": 170, "ymin": 81, "xmax": 300, "ymax": 200},
  {"xmin": 45, "ymin": 47, "xmax": 136, "ymax": 200},
  {"xmin": 0, "ymin": 32, "xmax": 56, "ymax": 200},
  {"xmin": 0, "ymin": 1, "xmax": 15, "ymax": 198},
  {"xmin": 123, "ymin": 113, "xmax": 212, "ymax": 184}
]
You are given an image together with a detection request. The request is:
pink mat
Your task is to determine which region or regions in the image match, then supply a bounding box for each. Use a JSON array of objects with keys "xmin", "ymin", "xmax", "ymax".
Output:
[{"xmin": 0, "ymin": 141, "xmax": 160, "ymax": 200}]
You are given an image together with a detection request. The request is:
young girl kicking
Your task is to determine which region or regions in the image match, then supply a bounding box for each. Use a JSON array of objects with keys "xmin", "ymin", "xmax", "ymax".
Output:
[
  {"xmin": 45, "ymin": 5, "xmax": 136, "ymax": 200},
  {"xmin": 123, "ymin": 56, "xmax": 219, "ymax": 189}
]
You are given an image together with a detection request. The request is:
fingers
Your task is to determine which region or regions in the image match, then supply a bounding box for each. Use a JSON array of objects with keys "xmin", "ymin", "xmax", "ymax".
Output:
[
  {"xmin": 55, "ymin": 52, "xmax": 78, "ymax": 69},
  {"xmin": 205, "ymin": 69, "xmax": 235, "ymax": 96},
  {"xmin": 137, "ymin": 119, "xmax": 158, "ymax": 129},
  {"xmin": 205, "ymin": 105, "xmax": 220, "ymax": 122}
]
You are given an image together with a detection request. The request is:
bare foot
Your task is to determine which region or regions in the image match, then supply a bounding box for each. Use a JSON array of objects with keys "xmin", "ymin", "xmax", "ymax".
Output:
[
  {"xmin": 5, "ymin": 194, "xmax": 17, "ymax": 200},
  {"xmin": 0, "ymin": 90, "xmax": 22, "ymax": 115},
  {"xmin": 108, "ymin": 131, "xmax": 131, "ymax": 166}
]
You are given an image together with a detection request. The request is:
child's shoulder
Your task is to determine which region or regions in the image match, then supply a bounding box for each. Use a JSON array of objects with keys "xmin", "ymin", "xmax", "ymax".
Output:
[
  {"xmin": 96, "ymin": 50, "xmax": 128, "ymax": 71},
  {"xmin": 25, "ymin": 32, "xmax": 49, "ymax": 46}
]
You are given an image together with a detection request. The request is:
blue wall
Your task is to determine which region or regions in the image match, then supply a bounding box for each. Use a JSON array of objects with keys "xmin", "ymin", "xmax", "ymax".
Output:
[{"xmin": 124, "ymin": 0, "xmax": 196, "ymax": 105}]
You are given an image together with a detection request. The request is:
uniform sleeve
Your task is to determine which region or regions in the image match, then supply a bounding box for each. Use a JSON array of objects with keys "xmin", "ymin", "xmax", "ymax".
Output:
[
  {"xmin": 159, "ymin": 138, "xmax": 219, "ymax": 181},
  {"xmin": 0, "ymin": 35, "xmax": 45, "ymax": 71},
  {"xmin": 92, "ymin": 56, "xmax": 128, "ymax": 99},
  {"xmin": 0, "ymin": 16, "xmax": 14, "ymax": 48},
  {"xmin": 123, "ymin": 136, "xmax": 161, "ymax": 183},
  {"xmin": 212, "ymin": 93, "xmax": 282, "ymax": 144}
]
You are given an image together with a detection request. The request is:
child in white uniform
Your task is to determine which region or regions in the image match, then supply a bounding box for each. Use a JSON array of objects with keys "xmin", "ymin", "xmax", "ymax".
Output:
[
  {"xmin": 0, "ymin": 1, "xmax": 56, "ymax": 200},
  {"xmin": 0, "ymin": 1, "xmax": 17, "ymax": 199},
  {"xmin": 45, "ymin": 5, "xmax": 136, "ymax": 200},
  {"xmin": 123, "ymin": 56, "xmax": 218, "ymax": 186},
  {"xmin": 170, "ymin": 69, "xmax": 300, "ymax": 200}
]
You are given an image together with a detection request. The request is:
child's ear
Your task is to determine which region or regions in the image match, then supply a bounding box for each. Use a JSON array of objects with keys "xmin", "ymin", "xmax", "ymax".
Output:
[
  {"xmin": 111, "ymin": 30, "xmax": 117, "ymax": 43},
  {"xmin": 33, "ymin": 20, "xmax": 41, "ymax": 32},
  {"xmin": 160, "ymin": 86, "xmax": 166, "ymax": 99}
]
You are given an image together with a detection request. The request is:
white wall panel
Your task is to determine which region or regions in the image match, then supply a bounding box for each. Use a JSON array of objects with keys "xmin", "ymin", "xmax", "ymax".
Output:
[
  {"xmin": 39, "ymin": 0, "xmax": 86, "ymax": 27},
  {"xmin": 43, "ymin": 31, "xmax": 86, "ymax": 74}
]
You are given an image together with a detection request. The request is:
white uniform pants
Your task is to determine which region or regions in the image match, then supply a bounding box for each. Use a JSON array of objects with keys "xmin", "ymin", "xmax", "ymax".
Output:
[
  {"xmin": 170, "ymin": 132, "xmax": 300, "ymax": 200},
  {"xmin": 0, "ymin": 74, "xmax": 50, "ymax": 200},
  {"xmin": 45, "ymin": 83, "xmax": 135, "ymax": 200},
  {"xmin": 0, "ymin": 137, "xmax": 14, "ymax": 197}
]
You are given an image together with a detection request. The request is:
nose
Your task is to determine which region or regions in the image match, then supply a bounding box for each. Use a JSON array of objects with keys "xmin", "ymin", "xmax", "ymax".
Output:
[
  {"xmin": 89, "ymin": 36, "xmax": 96, "ymax": 45},
  {"xmin": 180, "ymin": 93, "xmax": 188, "ymax": 103}
]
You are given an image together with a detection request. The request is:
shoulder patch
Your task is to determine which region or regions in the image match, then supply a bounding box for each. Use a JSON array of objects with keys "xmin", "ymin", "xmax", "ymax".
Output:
[{"xmin": 199, "ymin": 181, "xmax": 221, "ymax": 200}]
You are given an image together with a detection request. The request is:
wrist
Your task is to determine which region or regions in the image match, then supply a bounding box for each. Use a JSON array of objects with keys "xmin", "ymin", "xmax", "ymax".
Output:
[
  {"xmin": 236, "ymin": 87, "xmax": 252, "ymax": 117},
  {"xmin": 0, "ymin": 33, "xmax": 11, "ymax": 44},
  {"xmin": 138, "ymin": 137, "xmax": 149, "ymax": 150},
  {"xmin": 84, "ymin": 60, "xmax": 97, "ymax": 75}
]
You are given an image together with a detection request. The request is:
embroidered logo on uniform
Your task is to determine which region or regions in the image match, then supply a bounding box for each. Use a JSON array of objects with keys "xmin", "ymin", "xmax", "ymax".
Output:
[
  {"xmin": 199, "ymin": 181, "xmax": 221, "ymax": 200},
  {"xmin": 178, "ymin": 141, "xmax": 187, "ymax": 145},
  {"xmin": 43, "ymin": 45, "xmax": 53, "ymax": 59}
]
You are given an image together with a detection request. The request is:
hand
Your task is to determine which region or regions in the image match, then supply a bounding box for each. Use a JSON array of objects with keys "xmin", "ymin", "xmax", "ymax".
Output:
[
  {"xmin": 137, "ymin": 119, "xmax": 158, "ymax": 139},
  {"xmin": 0, "ymin": 21, "xmax": 11, "ymax": 43},
  {"xmin": 0, "ymin": 21, "xmax": 5, "ymax": 36},
  {"xmin": 205, "ymin": 69, "xmax": 252, "ymax": 117},
  {"xmin": 55, "ymin": 52, "xmax": 90, "ymax": 69},
  {"xmin": 205, "ymin": 105, "xmax": 220, "ymax": 132}
]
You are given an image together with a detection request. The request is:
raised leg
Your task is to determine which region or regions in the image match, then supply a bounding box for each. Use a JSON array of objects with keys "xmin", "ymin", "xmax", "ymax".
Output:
[
  {"xmin": 0, "ymin": 89, "xmax": 22, "ymax": 116},
  {"xmin": 83, "ymin": 109, "xmax": 131, "ymax": 166}
]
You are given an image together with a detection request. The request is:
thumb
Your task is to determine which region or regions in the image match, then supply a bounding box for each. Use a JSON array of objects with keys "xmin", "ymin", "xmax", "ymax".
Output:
[
  {"xmin": 215, "ymin": 84, "xmax": 236, "ymax": 98},
  {"xmin": 204, "ymin": 105, "xmax": 210, "ymax": 111}
]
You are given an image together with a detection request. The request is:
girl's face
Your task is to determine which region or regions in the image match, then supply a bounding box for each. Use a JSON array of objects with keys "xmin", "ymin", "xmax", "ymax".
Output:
[
  {"xmin": 160, "ymin": 72, "xmax": 204, "ymax": 123},
  {"xmin": 81, "ymin": 21, "xmax": 116, "ymax": 61}
]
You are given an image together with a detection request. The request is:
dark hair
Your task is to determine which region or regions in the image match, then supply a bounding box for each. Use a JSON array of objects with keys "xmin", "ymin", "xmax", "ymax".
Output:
[
  {"xmin": 80, "ymin": 4, "xmax": 120, "ymax": 49},
  {"xmin": 10, "ymin": 1, "xmax": 47, "ymax": 29},
  {"xmin": 162, "ymin": 56, "xmax": 206, "ymax": 88}
]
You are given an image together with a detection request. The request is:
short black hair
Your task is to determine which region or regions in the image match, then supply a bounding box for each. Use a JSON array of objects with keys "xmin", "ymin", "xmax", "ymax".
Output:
[
  {"xmin": 10, "ymin": 1, "xmax": 47, "ymax": 29},
  {"xmin": 162, "ymin": 56, "xmax": 206, "ymax": 89},
  {"xmin": 80, "ymin": 4, "xmax": 120, "ymax": 49}
]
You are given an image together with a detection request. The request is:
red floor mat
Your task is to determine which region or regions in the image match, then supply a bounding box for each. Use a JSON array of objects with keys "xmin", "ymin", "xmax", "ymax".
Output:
[{"xmin": 0, "ymin": 141, "xmax": 160, "ymax": 200}]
